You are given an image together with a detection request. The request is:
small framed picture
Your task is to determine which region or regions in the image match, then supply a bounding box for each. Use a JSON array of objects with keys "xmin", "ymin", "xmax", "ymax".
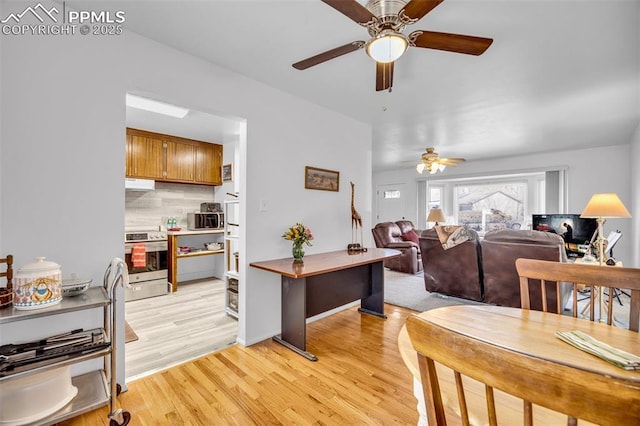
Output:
[
  {"xmin": 305, "ymin": 166, "xmax": 339, "ymax": 192},
  {"xmin": 222, "ymin": 163, "xmax": 233, "ymax": 182}
]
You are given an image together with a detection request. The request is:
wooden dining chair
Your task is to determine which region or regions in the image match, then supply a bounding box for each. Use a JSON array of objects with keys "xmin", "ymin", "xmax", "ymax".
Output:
[
  {"xmin": 0, "ymin": 254, "xmax": 13, "ymax": 309},
  {"xmin": 516, "ymin": 258, "xmax": 640, "ymax": 331},
  {"xmin": 406, "ymin": 313, "xmax": 639, "ymax": 426}
]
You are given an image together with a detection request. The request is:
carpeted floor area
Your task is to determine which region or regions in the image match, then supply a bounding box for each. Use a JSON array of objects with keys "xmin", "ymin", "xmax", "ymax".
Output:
[
  {"xmin": 384, "ymin": 269, "xmax": 631, "ymax": 327},
  {"xmin": 384, "ymin": 269, "xmax": 485, "ymax": 312}
]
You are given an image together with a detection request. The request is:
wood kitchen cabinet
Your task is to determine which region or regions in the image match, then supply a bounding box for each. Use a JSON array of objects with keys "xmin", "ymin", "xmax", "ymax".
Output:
[
  {"xmin": 165, "ymin": 140, "xmax": 196, "ymax": 182},
  {"xmin": 126, "ymin": 130, "xmax": 165, "ymax": 179},
  {"xmin": 126, "ymin": 128, "xmax": 223, "ymax": 186},
  {"xmin": 195, "ymin": 143, "xmax": 222, "ymax": 185}
]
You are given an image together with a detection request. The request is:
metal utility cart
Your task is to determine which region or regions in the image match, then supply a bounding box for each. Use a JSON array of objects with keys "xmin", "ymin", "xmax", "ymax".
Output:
[{"xmin": 0, "ymin": 259, "xmax": 131, "ymax": 425}]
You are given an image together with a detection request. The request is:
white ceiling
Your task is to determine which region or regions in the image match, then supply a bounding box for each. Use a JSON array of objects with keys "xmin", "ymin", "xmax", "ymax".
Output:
[
  {"xmin": 126, "ymin": 105, "xmax": 242, "ymax": 143},
  {"xmin": 83, "ymin": 0, "xmax": 639, "ymax": 171}
]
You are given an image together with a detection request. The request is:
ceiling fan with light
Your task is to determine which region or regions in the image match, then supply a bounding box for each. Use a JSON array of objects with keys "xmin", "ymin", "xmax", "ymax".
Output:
[
  {"xmin": 292, "ymin": 0, "xmax": 493, "ymax": 92},
  {"xmin": 416, "ymin": 147, "xmax": 465, "ymax": 174}
]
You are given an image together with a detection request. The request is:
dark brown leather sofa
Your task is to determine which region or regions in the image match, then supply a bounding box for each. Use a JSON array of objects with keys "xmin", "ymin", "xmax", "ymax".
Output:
[
  {"xmin": 419, "ymin": 228, "xmax": 483, "ymax": 301},
  {"xmin": 418, "ymin": 228, "xmax": 567, "ymax": 309},
  {"xmin": 481, "ymin": 229, "xmax": 567, "ymax": 312},
  {"xmin": 371, "ymin": 221, "xmax": 423, "ymax": 274}
]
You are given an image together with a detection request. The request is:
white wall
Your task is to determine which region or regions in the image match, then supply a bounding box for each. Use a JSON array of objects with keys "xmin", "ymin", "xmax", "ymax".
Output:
[
  {"xmin": 0, "ymin": 0, "xmax": 3, "ymax": 255},
  {"xmin": 1, "ymin": 0, "xmax": 371, "ymax": 384},
  {"xmin": 373, "ymin": 144, "xmax": 636, "ymax": 267},
  {"xmin": 631, "ymin": 123, "xmax": 640, "ymax": 267}
]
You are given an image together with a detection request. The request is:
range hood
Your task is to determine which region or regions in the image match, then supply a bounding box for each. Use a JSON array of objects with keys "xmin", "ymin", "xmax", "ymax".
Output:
[{"xmin": 125, "ymin": 178, "xmax": 155, "ymax": 191}]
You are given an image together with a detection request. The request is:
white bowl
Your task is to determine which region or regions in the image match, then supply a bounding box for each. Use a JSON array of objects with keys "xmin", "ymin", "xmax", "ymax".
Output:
[
  {"xmin": 205, "ymin": 242, "xmax": 223, "ymax": 251},
  {"xmin": 0, "ymin": 366, "xmax": 78, "ymax": 425},
  {"xmin": 61, "ymin": 277, "xmax": 92, "ymax": 297}
]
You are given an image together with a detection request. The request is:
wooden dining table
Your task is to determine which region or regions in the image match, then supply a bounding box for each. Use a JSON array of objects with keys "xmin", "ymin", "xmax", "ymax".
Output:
[{"xmin": 398, "ymin": 305, "xmax": 640, "ymax": 425}]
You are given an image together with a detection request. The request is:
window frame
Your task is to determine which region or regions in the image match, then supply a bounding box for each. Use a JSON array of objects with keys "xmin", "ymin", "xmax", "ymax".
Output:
[{"xmin": 422, "ymin": 169, "xmax": 561, "ymax": 233}]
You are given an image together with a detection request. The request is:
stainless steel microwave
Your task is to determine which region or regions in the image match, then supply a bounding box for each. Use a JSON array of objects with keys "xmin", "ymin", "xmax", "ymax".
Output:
[{"xmin": 187, "ymin": 212, "xmax": 224, "ymax": 230}]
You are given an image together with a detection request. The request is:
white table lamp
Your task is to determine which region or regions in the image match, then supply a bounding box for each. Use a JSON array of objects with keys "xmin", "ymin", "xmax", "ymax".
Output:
[
  {"xmin": 580, "ymin": 193, "xmax": 631, "ymax": 322},
  {"xmin": 580, "ymin": 193, "xmax": 631, "ymax": 264}
]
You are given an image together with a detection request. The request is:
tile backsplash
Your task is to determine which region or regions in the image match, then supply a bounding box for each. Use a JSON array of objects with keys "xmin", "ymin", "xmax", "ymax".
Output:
[{"xmin": 125, "ymin": 182, "xmax": 216, "ymax": 230}]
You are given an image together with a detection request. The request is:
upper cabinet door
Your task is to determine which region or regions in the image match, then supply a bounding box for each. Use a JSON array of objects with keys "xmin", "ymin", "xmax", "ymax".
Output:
[
  {"xmin": 195, "ymin": 144, "xmax": 222, "ymax": 185},
  {"xmin": 165, "ymin": 141, "xmax": 195, "ymax": 182},
  {"xmin": 126, "ymin": 131, "xmax": 165, "ymax": 179}
]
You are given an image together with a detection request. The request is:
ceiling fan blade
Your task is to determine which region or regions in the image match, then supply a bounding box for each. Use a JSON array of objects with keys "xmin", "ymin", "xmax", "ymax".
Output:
[
  {"xmin": 375, "ymin": 61, "xmax": 394, "ymax": 92},
  {"xmin": 439, "ymin": 157, "xmax": 466, "ymax": 163},
  {"xmin": 321, "ymin": 0, "xmax": 376, "ymax": 25},
  {"xmin": 292, "ymin": 41, "xmax": 365, "ymax": 70},
  {"xmin": 409, "ymin": 30, "xmax": 493, "ymax": 55},
  {"xmin": 399, "ymin": 0, "xmax": 444, "ymax": 22}
]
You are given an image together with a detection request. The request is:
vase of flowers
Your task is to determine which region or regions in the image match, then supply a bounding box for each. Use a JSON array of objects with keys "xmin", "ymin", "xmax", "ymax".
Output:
[{"xmin": 282, "ymin": 222, "xmax": 313, "ymax": 262}]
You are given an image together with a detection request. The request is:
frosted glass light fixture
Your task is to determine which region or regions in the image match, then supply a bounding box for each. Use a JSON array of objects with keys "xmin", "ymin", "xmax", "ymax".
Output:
[
  {"xmin": 366, "ymin": 30, "xmax": 408, "ymax": 63},
  {"xmin": 416, "ymin": 162, "xmax": 446, "ymax": 174}
]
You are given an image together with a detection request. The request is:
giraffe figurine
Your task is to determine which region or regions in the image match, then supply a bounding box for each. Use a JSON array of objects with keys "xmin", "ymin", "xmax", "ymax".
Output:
[{"xmin": 350, "ymin": 181, "xmax": 363, "ymax": 247}]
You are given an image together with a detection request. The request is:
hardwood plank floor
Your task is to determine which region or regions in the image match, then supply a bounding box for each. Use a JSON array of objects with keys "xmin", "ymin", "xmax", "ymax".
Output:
[
  {"xmin": 62, "ymin": 304, "xmax": 419, "ymax": 425},
  {"xmin": 125, "ymin": 278, "xmax": 238, "ymax": 380}
]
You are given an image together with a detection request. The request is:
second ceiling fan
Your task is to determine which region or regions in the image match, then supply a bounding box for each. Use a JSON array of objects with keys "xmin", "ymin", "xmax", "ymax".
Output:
[
  {"xmin": 293, "ymin": 0, "xmax": 493, "ymax": 91},
  {"xmin": 416, "ymin": 147, "xmax": 465, "ymax": 174}
]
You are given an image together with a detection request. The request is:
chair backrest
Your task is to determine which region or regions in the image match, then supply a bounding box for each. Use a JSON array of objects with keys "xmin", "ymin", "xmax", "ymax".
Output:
[
  {"xmin": 395, "ymin": 220, "xmax": 416, "ymax": 235},
  {"xmin": 371, "ymin": 222, "xmax": 403, "ymax": 248},
  {"xmin": 406, "ymin": 313, "xmax": 639, "ymax": 425},
  {"xmin": 0, "ymin": 254, "xmax": 13, "ymax": 287},
  {"xmin": 516, "ymin": 258, "xmax": 640, "ymax": 331},
  {"xmin": 0, "ymin": 254, "xmax": 13, "ymax": 309},
  {"xmin": 418, "ymin": 228, "xmax": 483, "ymax": 301},
  {"xmin": 481, "ymin": 230, "xmax": 567, "ymax": 311}
]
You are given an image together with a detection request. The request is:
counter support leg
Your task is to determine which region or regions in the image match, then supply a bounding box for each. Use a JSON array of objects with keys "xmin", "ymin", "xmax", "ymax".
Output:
[
  {"xmin": 359, "ymin": 261, "xmax": 387, "ymax": 318},
  {"xmin": 167, "ymin": 234, "xmax": 178, "ymax": 292},
  {"xmin": 273, "ymin": 276, "xmax": 317, "ymax": 361}
]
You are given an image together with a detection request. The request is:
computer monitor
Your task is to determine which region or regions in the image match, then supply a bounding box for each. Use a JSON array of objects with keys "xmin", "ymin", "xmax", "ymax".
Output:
[{"xmin": 532, "ymin": 214, "xmax": 598, "ymax": 257}]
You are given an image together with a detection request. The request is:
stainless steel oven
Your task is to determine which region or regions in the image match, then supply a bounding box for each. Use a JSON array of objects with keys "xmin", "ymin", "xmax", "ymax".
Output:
[{"xmin": 124, "ymin": 230, "xmax": 169, "ymax": 301}]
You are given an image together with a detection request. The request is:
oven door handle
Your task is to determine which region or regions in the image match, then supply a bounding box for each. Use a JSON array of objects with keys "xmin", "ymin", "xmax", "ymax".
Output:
[{"xmin": 124, "ymin": 241, "xmax": 168, "ymax": 254}]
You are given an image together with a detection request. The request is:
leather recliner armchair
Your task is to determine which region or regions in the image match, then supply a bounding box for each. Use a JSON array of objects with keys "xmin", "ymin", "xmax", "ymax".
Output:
[
  {"xmin": 419, "ymin": 228, "xmax": 484, "ymax": 301},
  {"xmin": 371, "ymin": 221, "xmax": 423, "ymax": 274}
]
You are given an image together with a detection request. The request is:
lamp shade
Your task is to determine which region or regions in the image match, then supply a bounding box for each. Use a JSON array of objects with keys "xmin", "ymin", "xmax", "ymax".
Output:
[
  {"xmin": 580, "ymin": 193, "xmax": 631, "ymax": 218},
  {"xmin": 427, "ymin": 208, "xmax": 446, "ymax": 223}
]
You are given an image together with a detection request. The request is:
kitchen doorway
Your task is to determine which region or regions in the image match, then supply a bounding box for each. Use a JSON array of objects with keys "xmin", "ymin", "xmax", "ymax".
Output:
[{"xmin": 124, "ymin": 93, "xmax": 244, "ymax": 380}]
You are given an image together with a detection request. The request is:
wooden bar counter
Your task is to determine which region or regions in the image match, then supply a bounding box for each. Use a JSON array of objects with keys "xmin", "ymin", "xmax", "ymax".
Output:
[{"xmin": 250, "ymin": 248, "xmax": 400, "ymax": 361}]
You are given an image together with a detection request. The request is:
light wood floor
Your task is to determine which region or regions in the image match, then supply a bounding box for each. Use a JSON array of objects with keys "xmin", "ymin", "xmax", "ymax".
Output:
[
  {"xmin": 124, "ymin": 278, "xmax": 238, "ymax": 380},
  {"xmin": 62, "ymin": 303, "xmax": 419, "ymax": 425}
]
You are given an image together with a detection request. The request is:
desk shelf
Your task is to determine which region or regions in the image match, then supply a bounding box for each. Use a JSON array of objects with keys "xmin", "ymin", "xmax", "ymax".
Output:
[
  {"xmin": 0, "ymin": 287, "xmax": 108, "ymax": 325},
  {"xmin": 175, "ymin": 249, "xmax": 224, "ymax": 259},
  {"xmin": 167, "ymin": 230, "xmax": 224, "ymax": 292}
]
